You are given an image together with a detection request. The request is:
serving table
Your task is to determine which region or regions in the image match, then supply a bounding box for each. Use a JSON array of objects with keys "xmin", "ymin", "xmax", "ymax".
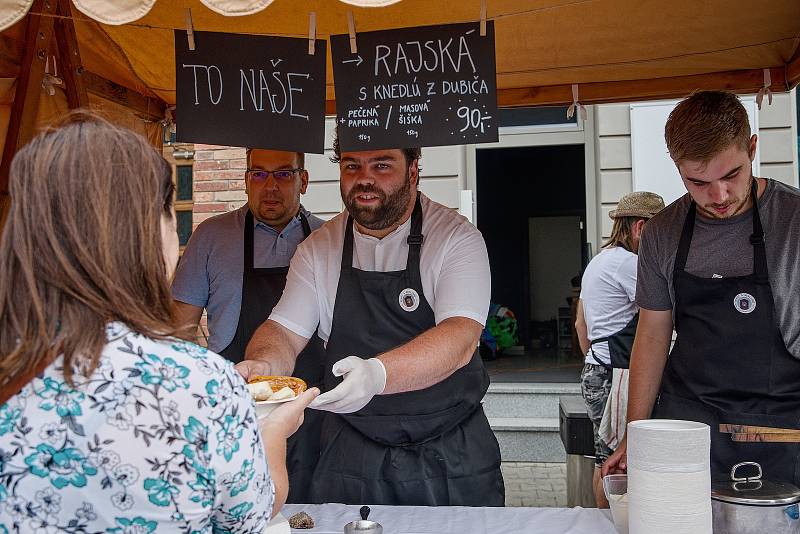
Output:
[{"xmin": 280, "ymin": 503, "xmax": 617, "ymax": 533}]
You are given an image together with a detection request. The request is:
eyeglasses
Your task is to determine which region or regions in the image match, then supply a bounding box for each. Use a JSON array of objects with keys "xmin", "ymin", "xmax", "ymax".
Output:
[{"xmin": 245, "ymin": 168, "xmax": 304, "ymax": 182}]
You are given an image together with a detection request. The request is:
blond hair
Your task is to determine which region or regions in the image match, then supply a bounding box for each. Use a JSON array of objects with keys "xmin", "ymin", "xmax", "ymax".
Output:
[
  {"xmin": 665, "ymin": 90, "xmax": 751, "ymax": 163},
  {"xmin": 0, "ymin": 112, "xmax": 178, "ymax": 388},
  {"xmin": 602, "ymin": 216, "xmax": 643, "ymax": 252}
]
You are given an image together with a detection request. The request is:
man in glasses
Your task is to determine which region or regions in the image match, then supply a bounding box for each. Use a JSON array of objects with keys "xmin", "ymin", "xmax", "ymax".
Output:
[
  {"xmin": 171, "ymin": 148, "xmax": 325, "ymax": 503},
  {"xmin": 239, "ymin": 139, "xmax": 504, "ymax": 506}
]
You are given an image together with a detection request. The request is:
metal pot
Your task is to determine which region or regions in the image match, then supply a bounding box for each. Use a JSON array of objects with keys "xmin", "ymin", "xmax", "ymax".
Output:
[{"xmin": 711, "ymin": 462, "xmax": 800, "ymax": 534}]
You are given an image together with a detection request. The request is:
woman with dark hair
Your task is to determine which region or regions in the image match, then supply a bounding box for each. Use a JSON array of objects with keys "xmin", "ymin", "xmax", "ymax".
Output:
[{"xmin": 0, "ymin": 113, "xmax": 316, "ymax": 532}]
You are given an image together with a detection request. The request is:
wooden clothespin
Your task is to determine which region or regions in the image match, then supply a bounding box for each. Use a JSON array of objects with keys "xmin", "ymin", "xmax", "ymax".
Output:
[
  {"xmin": 756, "ymin": 68, "xmax": 773, "ymax": 110},
  {"xmin": 308, "ymin": 12, "xmax": 317, "ymax": 55},
  {"xmin": 185, "ymin": 8, "xmax": 196, "ymax": 51},
  {"xmin": 347, "ymin": 11, "xmax": 358, "ymax": 54},
  {"xmin": 566, "ymin": 84, "xmax": 587, "ymax": 121},
  {"xmin": 480, "ymin": 0, "xmax": 487, "ymax": 36}
]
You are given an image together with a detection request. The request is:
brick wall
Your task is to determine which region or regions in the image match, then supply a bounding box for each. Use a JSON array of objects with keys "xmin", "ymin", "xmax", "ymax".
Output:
[{"xmin": 192, "ymin": 144, "xmax": 248, "ymax": 229}]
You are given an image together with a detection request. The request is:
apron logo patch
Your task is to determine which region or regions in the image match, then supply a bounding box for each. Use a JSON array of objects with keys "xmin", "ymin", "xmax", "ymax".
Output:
[
  {"xmin": 733, "ymin": 293, "xmax": 756, "ymax": 314},
  {"xmin": 398, "ymin": 288, "xmax": 420, "ymax": 312}
]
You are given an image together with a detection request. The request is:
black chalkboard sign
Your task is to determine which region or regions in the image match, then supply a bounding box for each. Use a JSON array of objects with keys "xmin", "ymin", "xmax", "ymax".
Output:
[
  {"xmin": 330, "ymin": 22, "xmax": 498, "ymax": 151},
  {"xmin": 175, "ymin": 30, "xmax": 327, "ymax": 154}
]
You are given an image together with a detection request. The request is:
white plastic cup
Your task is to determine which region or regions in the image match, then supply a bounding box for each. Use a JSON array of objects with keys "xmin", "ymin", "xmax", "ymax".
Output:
[{"xmin": 603, "ymin": 474, "xmax": 629, "ymax": 534}]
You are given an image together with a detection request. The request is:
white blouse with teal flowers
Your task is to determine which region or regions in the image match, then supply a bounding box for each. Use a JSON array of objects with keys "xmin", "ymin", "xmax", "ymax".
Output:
[{"xmin": 0, "ymin": 322, "xmax": 273, "ymax": 533}]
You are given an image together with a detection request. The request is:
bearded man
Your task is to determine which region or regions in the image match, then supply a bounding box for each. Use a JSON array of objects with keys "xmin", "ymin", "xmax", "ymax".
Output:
[{"xmin": 239, "ymin": 139, "xmax": 504, "ymax": 506}]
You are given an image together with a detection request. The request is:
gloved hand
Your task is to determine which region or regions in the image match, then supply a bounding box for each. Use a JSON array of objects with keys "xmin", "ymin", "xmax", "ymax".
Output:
[{"xmin": 309, "ymin": 356, "xmax": 386, "ymax": 414}]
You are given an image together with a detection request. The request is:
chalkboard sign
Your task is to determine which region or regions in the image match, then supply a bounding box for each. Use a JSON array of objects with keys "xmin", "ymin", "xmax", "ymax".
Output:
[
  {"xmin": 330, "ymin": 22, "xmax": 498, "ymax": 151},
  {"xmin": 175, "ymin": 30, "xmax": 327, "ymax": 153}
]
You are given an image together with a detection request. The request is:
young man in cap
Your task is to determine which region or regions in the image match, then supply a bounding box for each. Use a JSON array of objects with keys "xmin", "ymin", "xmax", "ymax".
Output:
[
  {"xmin": 603, "ymin": 90, "xmax": 800, "ymax": 485},
  {"xmin": 576, "ymin": 191, "xmax": 664, "ymax": 507}
]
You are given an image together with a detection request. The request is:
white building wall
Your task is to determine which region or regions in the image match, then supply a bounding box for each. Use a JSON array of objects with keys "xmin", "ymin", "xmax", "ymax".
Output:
[{"xmin": 302, "ymin": 90, "xmax": 798, "ymax": 242}]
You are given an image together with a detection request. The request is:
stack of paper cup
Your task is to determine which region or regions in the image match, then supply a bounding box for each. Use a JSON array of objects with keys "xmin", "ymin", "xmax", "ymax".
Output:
[{"xmin": 627, "ymin": 419, "xmax": 712, "ymax": 534}]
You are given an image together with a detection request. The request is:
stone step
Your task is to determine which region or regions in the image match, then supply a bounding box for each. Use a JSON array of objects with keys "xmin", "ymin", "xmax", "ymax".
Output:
[
  {"xmin": 489, "ymin": 417, "xmax": 566, "ymax": 463},
  {"xmin": 483, "ymin": 382, "xmax": 582, "ymax": 418}
]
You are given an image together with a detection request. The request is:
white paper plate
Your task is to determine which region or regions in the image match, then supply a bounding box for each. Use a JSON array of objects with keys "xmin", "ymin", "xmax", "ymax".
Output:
[{"xmin": 264, "ymin": 512, "xmax": 290, "ymax": 534}]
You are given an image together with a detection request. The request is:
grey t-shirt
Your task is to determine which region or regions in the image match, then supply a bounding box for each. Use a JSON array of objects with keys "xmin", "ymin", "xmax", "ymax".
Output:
[
  {"xmin": 636, "ymin": 179, "xmax": 800, "ymax": 356},
  {"xmin": 171, "ymin": 204, "xmax": 324, "ymax": 352}
]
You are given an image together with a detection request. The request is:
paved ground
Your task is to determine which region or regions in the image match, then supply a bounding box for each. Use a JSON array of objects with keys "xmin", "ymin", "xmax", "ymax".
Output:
[{"xmin": 501, "ymin": 462, "xmax": 567, "ymax": 507}]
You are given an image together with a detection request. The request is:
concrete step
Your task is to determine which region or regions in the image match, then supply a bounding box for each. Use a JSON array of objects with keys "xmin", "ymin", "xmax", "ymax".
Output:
[
  {"xmin": 482, "ymin": 382, "xmax": 581, "ymax": 418},
  {"xmin": 490, "ymin": 417, "xmax": 565, "ymax": 463}
]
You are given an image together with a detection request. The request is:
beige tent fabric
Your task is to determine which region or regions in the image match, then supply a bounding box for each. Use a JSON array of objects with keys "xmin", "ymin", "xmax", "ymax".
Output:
[
  {"xmin": 72, "ymin": 0, "xmax": 156, "ymax": 26},
  {"xmin": 91, "ymin": 0, "xmax": 800, "ymax": 107},
  {"xmin": 0, "ymin": 0, "xmax": 31, "ymax": 32},
  {"xmin": 200, "ymin": 0, "xmax": 276, "ymax": 17},
  {"xmin": 2, "ymin": 0, "xmax": 799, "ymax": 109}
]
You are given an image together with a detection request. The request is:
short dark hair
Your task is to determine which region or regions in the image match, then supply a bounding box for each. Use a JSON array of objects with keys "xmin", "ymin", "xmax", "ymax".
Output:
[
  {"xmin": 330, "ymin": 127, "xmax": 421, "ymax": 166},
  {"xmin": 245, "ymin": 148, "xmax": 305, "ymax": 169}
]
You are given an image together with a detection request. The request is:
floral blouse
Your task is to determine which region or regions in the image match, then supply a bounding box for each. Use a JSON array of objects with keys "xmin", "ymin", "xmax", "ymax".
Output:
[{"xmin": 0, "ymin": 323, "xmax": 273, "ymax": 533}]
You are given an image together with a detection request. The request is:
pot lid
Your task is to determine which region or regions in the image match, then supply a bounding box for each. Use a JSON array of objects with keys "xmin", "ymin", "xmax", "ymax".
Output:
[{"xmin": 711, "ymin": 462, "xmax": 800, "ymax": 506}]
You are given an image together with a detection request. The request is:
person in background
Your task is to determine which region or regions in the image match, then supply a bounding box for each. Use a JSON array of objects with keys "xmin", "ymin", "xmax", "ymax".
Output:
[
  {"xmin": 603, "ymin": 90, "xmax": 800, "ymax": 486},
  {"xmin": 171, "ymin": 148, "xmax": 325, "ymax": 502},
  {"xmin": 576, "ymin": 191, "xmax": 664, "ymax": 507},
  {"xmin": 239, "ymin": 138, "xmax": 504, "ymax": 506},
  {"xmin": 0, "ymin": 113, "xmax": 316, "ymax": 533}
]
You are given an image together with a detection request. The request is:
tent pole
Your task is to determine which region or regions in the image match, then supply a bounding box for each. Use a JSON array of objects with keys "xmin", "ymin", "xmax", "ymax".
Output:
[
  {"xmin": 0, "ymin": 0, "xmax": 56, "ymax": 194},
  {"xmin": 54, "ymin": 0, "xmax": 88, "ymax": 109}
]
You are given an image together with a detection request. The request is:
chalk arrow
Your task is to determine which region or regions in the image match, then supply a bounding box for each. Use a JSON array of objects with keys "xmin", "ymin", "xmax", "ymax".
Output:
[
  {"xmin": 342, "ymin": 55, "xmax": 363, "ymax": 66},
  {"xmin": 271, "ymin": 59, "xmax": 283, "ymax": 67}
]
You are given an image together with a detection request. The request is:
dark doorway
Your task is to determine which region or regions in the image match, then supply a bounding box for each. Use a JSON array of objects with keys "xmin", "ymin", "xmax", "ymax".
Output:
[{"xmin": 477, "ymin": 144, "xmax": 586, "ymax": 355}]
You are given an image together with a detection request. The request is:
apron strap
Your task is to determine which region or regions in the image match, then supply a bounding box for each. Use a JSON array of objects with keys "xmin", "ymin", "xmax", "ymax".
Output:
[
  {"xmin": 674, "ymin": 202, "xmax": 697, "ymax": 274},
  {"xmin": 340, "ymin": 195, "xmax": 425, "ymax": 282},
  {"xmin": 406, "ymin": 193, "xmax": 424, "ymax": 291},
  {"xmin": 749, "ymin": 179, "xmax": 768, "ymax": 282},
  {"xmin": 247, "ymin": 209, "xmax": 312, "ymax": 271},
  {"xmin": 299, "ymin": 209, "xmax": 312, "ymax": 239},
  {"xmin": 244, "ymin": 209, "xmax": 256, "ymax": 271},
  {"xmin": 588, "ymin": 342, "xmax": 613, "ymax": 370},
  {"xmin": 674, "ymin": 179, "xmax": 768, "ymax": 284},
  {"xmin": 341, "ymin": 215, "xmax": 355, "ymax": 274}
]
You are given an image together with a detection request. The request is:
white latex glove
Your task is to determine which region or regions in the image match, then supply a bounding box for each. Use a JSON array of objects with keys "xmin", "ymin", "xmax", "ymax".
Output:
[{"xmin": 309, "ymin": 356, "xmax": 386, "ymax": 414}]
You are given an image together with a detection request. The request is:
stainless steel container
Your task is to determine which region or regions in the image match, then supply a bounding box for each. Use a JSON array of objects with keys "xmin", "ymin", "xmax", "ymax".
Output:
[
  {"xmin": 343, "ymin": 519, "xmax": 383, "ymax": 534},
  {"xmin": 711, "ymin": 462, "xmax": 800, "ymax": 534},
  {"xmin": 344, "ymin": 506, "xmax": 383, "ymax": 534}
]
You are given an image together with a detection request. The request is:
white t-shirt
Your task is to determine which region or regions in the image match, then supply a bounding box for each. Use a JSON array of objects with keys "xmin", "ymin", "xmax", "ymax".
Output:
[
  {"xmin": 270, "ymin": 194, "xmax": 491, "ymax": 343},
  {"xmin": 579, "ymin": 246, "xmax": 639, "ymax": 365}
]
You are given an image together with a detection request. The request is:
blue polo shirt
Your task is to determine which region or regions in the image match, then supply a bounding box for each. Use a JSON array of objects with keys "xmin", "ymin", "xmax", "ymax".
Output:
[{"xmin": 171, "ymin": 204, "xmax": 324, "ymax": 352}]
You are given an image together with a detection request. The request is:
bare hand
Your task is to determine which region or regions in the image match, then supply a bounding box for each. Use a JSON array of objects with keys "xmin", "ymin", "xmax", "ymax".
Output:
[
  {"xmin": 259, "ymin": 387, "xmax": 320, "ymax": 440},
  {"xmin": 235, "ymin": 359, "xmax": 272, "ymax": 382},
  {"xmin": 602, "ymin": 441, "xmax": 628, "ymax": 476}
]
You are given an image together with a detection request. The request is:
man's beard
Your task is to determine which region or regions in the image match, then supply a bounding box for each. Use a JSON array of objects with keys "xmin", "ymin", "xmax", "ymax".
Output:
[
  {"xmin": 697, "ymin": 175, "xmax": 754, "ymax": 220},
  {"xmin": 343, "ymin": 172, "xmax": 413, "ymax": 230}
]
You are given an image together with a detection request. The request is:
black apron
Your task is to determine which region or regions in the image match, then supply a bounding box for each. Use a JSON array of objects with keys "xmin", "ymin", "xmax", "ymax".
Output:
[
  {"xmin": 219, "ymin": 209, "xmax": 325, "ymax": 503},
  {"xmin": 590, "ymin": 313, "xmax": 638, "ymax": 370},
  {"xmin": 308, "ymin": 195, "xmax": 504, "ymax": 506},
  {"xmin": 653, "ymin": 181, "xmax": 800, "ymax": 485}
]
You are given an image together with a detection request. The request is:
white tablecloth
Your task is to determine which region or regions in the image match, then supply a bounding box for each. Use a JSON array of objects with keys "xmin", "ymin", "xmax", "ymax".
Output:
[{"xmin": 280, "ymin": 504, "xmax": 617, "ymax": 534}]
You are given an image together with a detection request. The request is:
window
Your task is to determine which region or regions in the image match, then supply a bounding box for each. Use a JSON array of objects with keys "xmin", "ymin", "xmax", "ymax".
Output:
[
  {"xmin": 174, "ymin": 164, "xmax": 194, "ymax": 247},
  {"xmin": 163, "ymin": 144, "xmax": 195, "ymax": 251},
  {"xmin": 498, "ymin": 106, "xmax": 576, "ymax": 127}
]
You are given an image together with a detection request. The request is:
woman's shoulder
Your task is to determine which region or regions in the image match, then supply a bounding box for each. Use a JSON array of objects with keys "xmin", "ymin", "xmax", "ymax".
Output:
[{"xmin": 101, "ymin": 322, "xmax": 246, "ymax": 390}]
